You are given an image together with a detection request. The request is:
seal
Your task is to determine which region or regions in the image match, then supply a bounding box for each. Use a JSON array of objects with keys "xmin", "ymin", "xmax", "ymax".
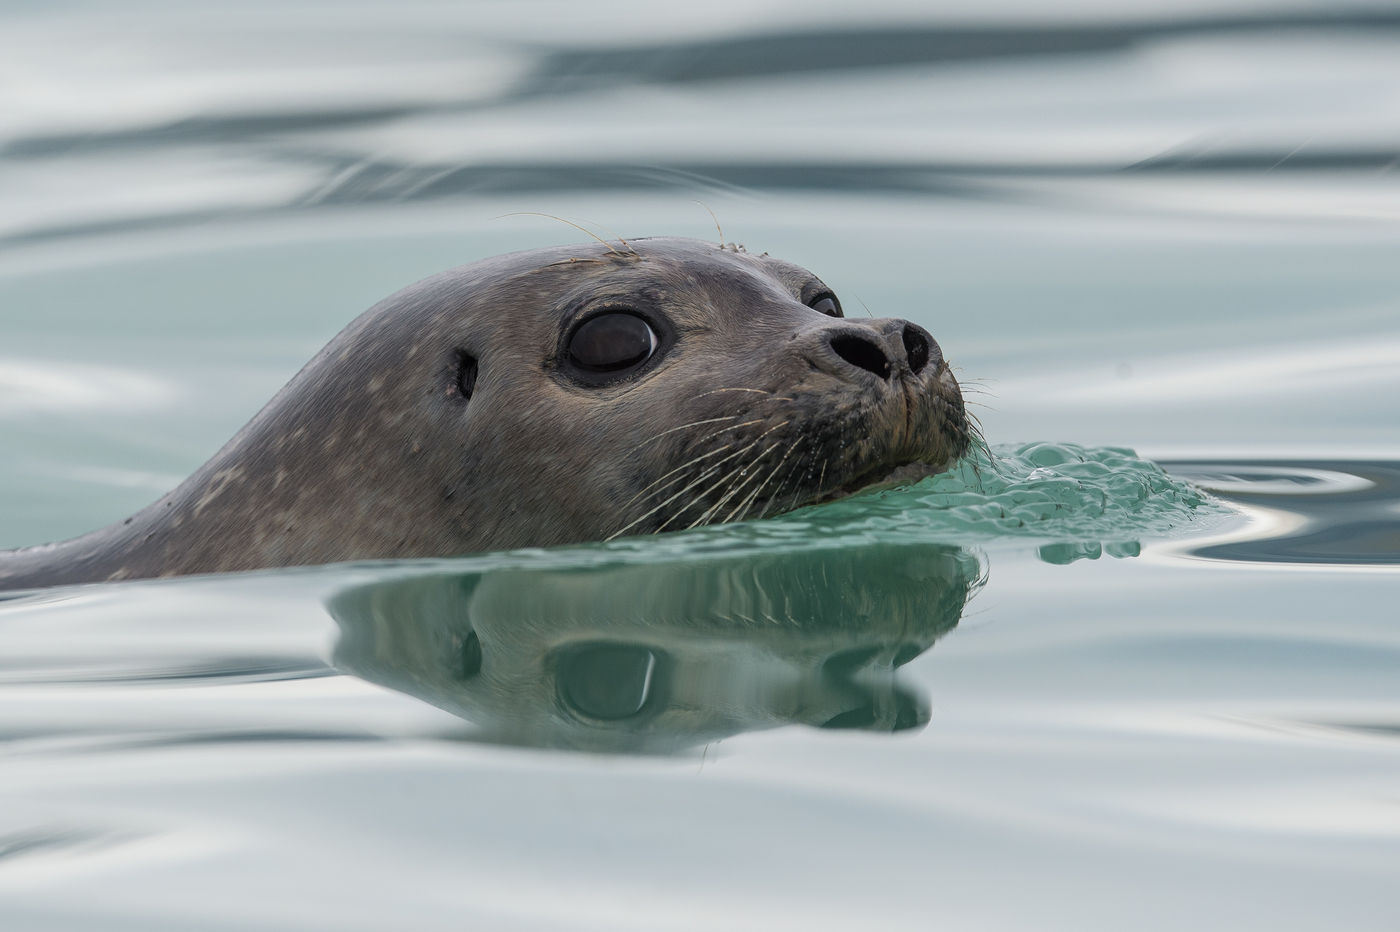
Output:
[{"xmin": 0, "ymin": 237, "xmax": 968, "ymax": 590}]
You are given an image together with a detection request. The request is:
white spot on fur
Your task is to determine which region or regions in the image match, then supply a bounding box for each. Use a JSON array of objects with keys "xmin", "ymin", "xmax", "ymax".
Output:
[{"xmin": 194, "ymin": 466, "xmax": 244, "ymax": 515}]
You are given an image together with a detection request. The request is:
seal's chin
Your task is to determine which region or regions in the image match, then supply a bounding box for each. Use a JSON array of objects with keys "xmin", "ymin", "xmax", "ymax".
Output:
[{"xmin": 809, "ymin": 460, "xmax": 948, "ymax": 507}]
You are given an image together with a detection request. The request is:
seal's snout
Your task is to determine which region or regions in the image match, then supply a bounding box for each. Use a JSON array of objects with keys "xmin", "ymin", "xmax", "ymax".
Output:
[
  {"xmin": 899, "ymin": 323, "xmax": 941, "ymax": 375},
  {"xmin": 822, "ymin": 320, "xmax": 943, "ymax": 382},
  {"xmin": 829, "ymin": 332, "xmax": 892, "ymax": 379}
]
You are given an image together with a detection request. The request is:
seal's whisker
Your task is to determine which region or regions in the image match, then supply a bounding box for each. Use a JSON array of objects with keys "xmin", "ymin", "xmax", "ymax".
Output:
[
  {"xmin": 616, "ymin": 439, "xmax": 744, "ymax": 514},
  {"xmin": 655, "ymin": 419, "xmax": 795, "ymax": 533},
  {"xmin": 618, "ymin": 418, "xmax": 767, "ymax": 511},
  {"xmin": 728, "ymin": 436, "xmax": 795, "ymax": 523},
  {"xmin": 654, "ymin": 421, "xmax": 792, "ymax": 533},
  {"xmin": 594, "ymin": 225, "xmax": 638, "ymax": 255},
  {"xmin": 954, "ymin": 374, "xmax": 997, "ymax": 396},
  {"xmin": 965, "ymin": 409, "xmax": 987, "ymax": 439},
  {"xmin": 758, "ymin": 443, "xmax": 812, "ymax": 521},
  {"xmin": 754, "ymin": 443, "xmax": 810, "ymax": 523},
  {"xmin": 494, "ymin": 212, "xmax": 630, "ymax": 257},
  {"xmin": 695, "ymin": 432, "xmax": 796, "ymax": 528},
  {"xmin": 537, "ymin": 257, "xmax": 609, "ymax": 270},
  {"xmin": 609, "ymin": 422, "xmax": 789, "ymax": 539},
  {"xmin": 693, "ymin": 387, "xmax": 796, "ymax": 404},
  {"xmin": 635, "ymin": 414, "xmax": 741, "ymax": 447},
  {"xmin": 726, "ymin": 436, "xmax": 803, "ymax": 525},
  {"xmin": 611, "ymin": 461, "xmax": 734, "ymax": 540},
  {"xmin": 692, "ymin": 387, "xmax": 782, "ymax": 400},
  {"xmin": 683, "ymin": 449, "xmax": 766, "ymax": 529},
  {"xmin": 959, "ymin": 413, "xmax": 998, "ymax": 484},
  {"xmin": 694, "ymin": 200, "xmax": 725, "ymax": 246},
  {"xmin": 573, "ymin": 218, "xmax": 639, "ymax": 257},
  {"xmin": 686, "ymin": 438, "xmax": 784, "ymax": 530},
  {"xmin": 964, "ymin": 427, "xmax": 987, "ymax": 460}
]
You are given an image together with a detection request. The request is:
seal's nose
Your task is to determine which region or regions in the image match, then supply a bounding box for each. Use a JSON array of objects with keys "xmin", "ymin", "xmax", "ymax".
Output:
[
  {"xmin": 828, "ymin": 333, "xmax": 891, "ymax": 379},
  {"xmin": 901, "ymin": 323, "xmax": 941, "ymax": 375},
  {"xmin": 826, "ymin": 322, "xmax": 942, "ymax": 380}
]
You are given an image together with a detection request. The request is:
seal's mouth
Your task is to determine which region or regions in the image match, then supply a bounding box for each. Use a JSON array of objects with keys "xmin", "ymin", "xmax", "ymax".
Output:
[
  {"xmin": 765, "ymin": 369, "xmax": 971, "ymax": 514},
  {"xmin": 801, "ymin": 374, "xmax": 972, "ymax": 510},
  {"xmin": 622, "ymin": 349, "xmax": 971, "ymax": 538}
]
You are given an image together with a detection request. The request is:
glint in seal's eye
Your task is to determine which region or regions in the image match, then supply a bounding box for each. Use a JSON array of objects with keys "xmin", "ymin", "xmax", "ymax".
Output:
[
  {"xmin": 808, "ymin": 293, "xmax": 842, "ymax": 318},
  {"xmin": 567, "ymin": 311, "xmax": 659, "ymax": 374}
]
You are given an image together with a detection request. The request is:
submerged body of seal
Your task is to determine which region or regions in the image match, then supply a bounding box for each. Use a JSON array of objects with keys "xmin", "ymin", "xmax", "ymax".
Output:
[{"xmin": 0, "ymin": 237, "xmax": 968, "ymax": 590}]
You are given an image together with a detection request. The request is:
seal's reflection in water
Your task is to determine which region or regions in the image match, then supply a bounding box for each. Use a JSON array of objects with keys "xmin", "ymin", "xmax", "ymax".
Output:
[{"xmin": 328, "ymin": 544, "xmax": 981, "ymax": 754}]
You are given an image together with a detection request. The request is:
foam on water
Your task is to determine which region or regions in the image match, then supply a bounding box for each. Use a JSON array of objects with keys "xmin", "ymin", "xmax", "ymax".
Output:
[{"xmin": 590, "ymin": 441, "xmax": 1229, "ymax": 567}]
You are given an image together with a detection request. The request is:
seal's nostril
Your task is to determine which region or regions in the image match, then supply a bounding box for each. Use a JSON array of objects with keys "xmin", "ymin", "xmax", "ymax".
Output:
[
  {"xmin": 829, "ymin": 334, "xmax": 891, "ymax": 379},
  {"xmin": 902, "ymin": 325, "xmax": 931, "ymax": 374}
]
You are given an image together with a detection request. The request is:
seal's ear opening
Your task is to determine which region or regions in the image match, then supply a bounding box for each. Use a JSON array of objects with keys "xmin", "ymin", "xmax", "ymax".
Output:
[{"xmin": 455, "ymin": 349, "xmax": 478, "ymax": 401}]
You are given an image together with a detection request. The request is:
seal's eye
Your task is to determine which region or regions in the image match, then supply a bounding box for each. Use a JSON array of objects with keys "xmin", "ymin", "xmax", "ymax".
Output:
[
  {"xmin": 567, "ymin": 312, "xmax": 659, "ymax": 373},
  {"xmin": 808, "ymin": 293, "xmax": 842, "ymax": 318}
]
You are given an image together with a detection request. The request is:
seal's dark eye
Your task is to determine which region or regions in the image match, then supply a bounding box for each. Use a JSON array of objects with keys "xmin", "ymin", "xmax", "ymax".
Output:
[
  {"xmin": 808, "ymin": 293, "xmax": 842, "ymax": 318},
  {"xmin": 567, "ymin": 312, "xmax": 658, "ymax": 373}
]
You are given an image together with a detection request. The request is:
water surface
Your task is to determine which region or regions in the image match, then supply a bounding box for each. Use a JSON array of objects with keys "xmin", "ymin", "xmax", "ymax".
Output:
[{"xmin": 2, "ymin": 2, "xmax": 1398, "ymax": 929}]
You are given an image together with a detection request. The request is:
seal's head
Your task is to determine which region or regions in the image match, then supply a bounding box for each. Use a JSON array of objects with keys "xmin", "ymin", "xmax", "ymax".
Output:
[
  {"xmin": 435, "ymin": 236, "xmax": 969, "ymax": 548},
  {"xmin": 0, "ymin": 236, "xmax": 970, "ymax": 587}
]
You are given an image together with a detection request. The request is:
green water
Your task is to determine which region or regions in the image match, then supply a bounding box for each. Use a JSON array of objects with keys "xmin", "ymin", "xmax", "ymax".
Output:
[{"xmin": 800, "ymin": 441, "xmax": 1222, "ymax": 550}]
